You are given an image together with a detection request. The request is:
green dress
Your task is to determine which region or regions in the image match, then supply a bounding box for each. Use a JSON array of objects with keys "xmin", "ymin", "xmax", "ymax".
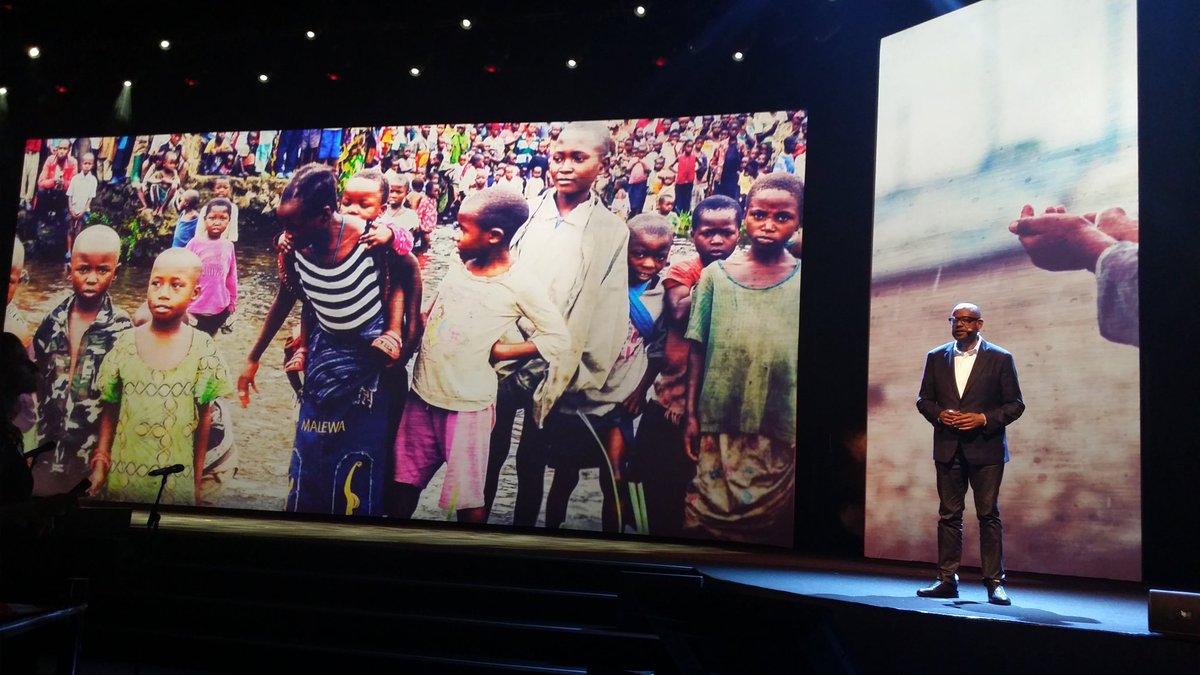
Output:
[
  {"xmin": 685, "ymin": 259, "xmax": 800, "ymax": 443},
  {"xmin": 97, "ymin": 329, "xmax": 230, "ymax": 505},
  {"xmin": 683, "ymin": 259, "xmax": 801, "ymax": 545}
]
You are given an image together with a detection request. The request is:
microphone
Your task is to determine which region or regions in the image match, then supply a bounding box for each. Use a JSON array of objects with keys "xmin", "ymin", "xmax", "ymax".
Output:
[
  {"xmin": 147, "ymin": 464, "xmax": 186, "ymax": 477},
  {"xmin": 23, "ymin": 442, "xmax": 56, "ymax": 460}
]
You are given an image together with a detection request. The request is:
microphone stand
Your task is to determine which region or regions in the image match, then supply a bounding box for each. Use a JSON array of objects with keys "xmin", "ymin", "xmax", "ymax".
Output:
[{"xmin": 147, "ymin": 473, "xmax": 170, "ymax": 531}]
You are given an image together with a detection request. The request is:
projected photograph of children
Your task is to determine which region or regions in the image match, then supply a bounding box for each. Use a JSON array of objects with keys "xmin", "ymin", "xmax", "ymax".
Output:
[
  {"xmin": 6, "ymin": 111, "xmax": 806, "ymax": 547},
  {"xmin": 865, "ymin": 0, "xmax": 1139, "ymax": 580}
]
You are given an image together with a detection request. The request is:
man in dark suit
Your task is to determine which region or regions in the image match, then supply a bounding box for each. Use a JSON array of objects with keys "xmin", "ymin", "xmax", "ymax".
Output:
[{"xmin": 915, "ymin": 303, "xmax": 1025, "ymax": 605}]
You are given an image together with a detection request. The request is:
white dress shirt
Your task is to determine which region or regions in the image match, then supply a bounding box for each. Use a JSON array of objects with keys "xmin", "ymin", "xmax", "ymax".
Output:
[{"xmin": 953, "ymin": 336, "xmax": 980, "ymax": 398}]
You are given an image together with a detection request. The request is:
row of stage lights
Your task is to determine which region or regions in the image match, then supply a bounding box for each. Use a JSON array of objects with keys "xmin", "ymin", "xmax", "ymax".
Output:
[{"xmin": 2, "ymin": 6, "xmax": 748, "ymax": 97}]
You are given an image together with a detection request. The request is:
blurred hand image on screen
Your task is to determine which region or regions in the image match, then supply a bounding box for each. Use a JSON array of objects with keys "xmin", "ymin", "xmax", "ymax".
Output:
[{"xmin": 1009, "ymin": 204, "xmax": 1139, "ymax": 346}]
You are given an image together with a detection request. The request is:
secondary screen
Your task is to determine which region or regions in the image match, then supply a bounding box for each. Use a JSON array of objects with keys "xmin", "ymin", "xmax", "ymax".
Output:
[{"xmin": 866, "ymin": 0, "xmax": 1139, "ymax": 580}]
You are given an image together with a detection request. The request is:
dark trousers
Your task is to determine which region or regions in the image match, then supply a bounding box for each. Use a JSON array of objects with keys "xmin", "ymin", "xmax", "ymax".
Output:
[
  {"xmin": 484, "ymin": 402, "xmax": 551, "ymax": 528},
  {"xmin": 484, "ymin": 376, "xmax": 533, "ymax": 520},
  {"xmin": 935, "ymin": 448, "xmax": 1005, "ymax": 585},
  {"xmin": 629, "ymin": 181, "xmax": 649, "ymax": 215},
  {"xmin": 274, "ymin": 130, "xmax": 303, "ymax": 174},
  {"xmin": 510, "ymin": 409, "xmax": 551, "ymax": 527},
  {"xmin": 674, "ymin": 182, "xmax": 694, "ymax": 215},
  {"xmin": 633, "ymin": 401, "xmax": 695, "ymax": 537},
  {"xmin": 192, "ymin": 308, "xmax": 231, "ymax": 336}
]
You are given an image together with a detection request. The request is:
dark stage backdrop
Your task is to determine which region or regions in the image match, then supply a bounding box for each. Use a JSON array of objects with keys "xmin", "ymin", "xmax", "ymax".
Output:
[
  {"xmin": 5, "ymin": 112, "xmax": 806, "ymax": 548},
  {"xmin": 865, "ymin": 0, "xmax": 1141, "ymax": 580}
]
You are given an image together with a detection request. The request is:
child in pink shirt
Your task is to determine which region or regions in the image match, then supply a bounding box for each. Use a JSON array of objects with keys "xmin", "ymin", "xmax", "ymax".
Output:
[{"xmin": 185, "ymin": 198, "xmax": 238, "ymax": 335}]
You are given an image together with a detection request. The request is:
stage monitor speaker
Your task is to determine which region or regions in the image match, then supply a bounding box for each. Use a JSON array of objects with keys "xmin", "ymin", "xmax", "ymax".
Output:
[{"xmin": 1149, "ymin": 589, "xmax": 1200, "ymax": 639}]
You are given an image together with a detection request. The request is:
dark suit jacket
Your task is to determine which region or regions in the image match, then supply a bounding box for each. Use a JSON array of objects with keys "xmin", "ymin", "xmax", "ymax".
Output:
[{"xmin": 916, "ymin": 338, "xmax": 1025, "ymax": 464}]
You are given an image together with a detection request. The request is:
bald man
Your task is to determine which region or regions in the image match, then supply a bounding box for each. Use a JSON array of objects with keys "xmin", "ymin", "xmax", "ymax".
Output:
[
  {"xmin": 915, "ymin": 303, "xmax": 1025, "ymax": 605},
  {"xmin": 32, "ymin": 225, "xmax": 133, "ymax": 495}
]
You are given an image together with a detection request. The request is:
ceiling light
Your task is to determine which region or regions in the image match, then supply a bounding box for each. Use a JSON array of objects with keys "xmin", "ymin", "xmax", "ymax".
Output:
[
  {"xmin": 635, "ymin": 6, "xmax": 646, "ymax": 17},
  {"xmin": 258, "ymin": 74, "xmax": 269, "ymax": 83},
  {"xmin": 123, "ymin": 80, "xmax": 132, "ymax": 88},
  {"xmin": 306, "ymin": 30, "xmax": 316, "ymax": 39},
  {"xmin": 732, "ymin": 51, "xmax": 744, "ymax": 62},
  {"xmin": 0, "ymin": 87, "xmax": 7, "ymax": 96},
  {"xmin": 159, "ymin": 39, "xmax": 171, "ymax": 50},
  {"xmin": 566, "ymin": 58, "xmax": 578, "ymax": 69},
  {"xmin": 28, "ymin": 46, "xmax": 40, "ymax": 59},
  {"xmin": 409, "ymin": 67, "xmax": 421, "ymax": 77},
  {"xmin": 460, "ymin": 18, "xmax": 472, "ymax": 29}
]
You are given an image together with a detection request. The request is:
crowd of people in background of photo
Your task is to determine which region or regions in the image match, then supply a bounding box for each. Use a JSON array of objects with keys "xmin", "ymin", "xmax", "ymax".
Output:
[
  {"xmin": 6, "ymin": 111, "xmax": 806, "ymax": 546},
  {"xmin": 16, "ymin": 112, "xmax": 806, "ymax": 253}
]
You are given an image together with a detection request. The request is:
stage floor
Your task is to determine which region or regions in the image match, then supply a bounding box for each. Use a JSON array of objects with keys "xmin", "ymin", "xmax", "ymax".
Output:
[
  {"xmin": 139, "ymin": 509, "xmax": 1154, "ymax": 639},
  {"xmin": 699, "ymin": 563, "xmax": 1151, "ymax": 636}
]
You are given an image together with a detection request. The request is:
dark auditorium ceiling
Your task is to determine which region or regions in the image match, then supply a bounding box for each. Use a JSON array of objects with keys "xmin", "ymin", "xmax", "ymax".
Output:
[{"xmin": 0, "ymin": 0, "xmax": 978, "ymax": 134}]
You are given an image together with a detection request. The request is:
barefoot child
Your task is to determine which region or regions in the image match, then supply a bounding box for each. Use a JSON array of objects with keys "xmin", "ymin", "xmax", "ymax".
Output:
[
  {"xmin": 30, "ymin": 226, "xmax": 133, "ymax": 496},
  {"xmin": 185, "ymin": 198, "xmax": 238, "ymax": 336},
  {"xmin": 543, "ymin": 214, "xmax": 672, "ymax": 532},
  {"xmin": 634, "ymin": 195, "xmax": 740, "ymax": 537},
  {"xmin": 683, "ymin": 174, "xmax": 803, "ymax": 546},
  {"xmin": 390, "ymin": 191, "xmax": 568, "ymax": 523},
  {"xmin": 87, "ymin": 248, "xmax": 230, "ymax": 505},
  {"xmin": 239, "ymin": 164, "xmax": 422, "ymax": 516}
]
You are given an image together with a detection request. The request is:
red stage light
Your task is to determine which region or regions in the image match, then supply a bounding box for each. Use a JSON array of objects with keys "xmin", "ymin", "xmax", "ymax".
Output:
[
  {"xmin": 327, "ymin": 72, "xmax": 340, "ymax": 81},
  {"xmin": 654, "ymin": 56, "xmax": 667, "ymax": 67},
  {"xmin": 485, "ymin": 65, "xmax": 497, "ymax": 74},
  {"xmin": 185, "ymin": 78, "xmax": 197, "ymax": 87},
  {"xmin": 55, "ymin": 85, "xmax": 68, "ymax": 94}
]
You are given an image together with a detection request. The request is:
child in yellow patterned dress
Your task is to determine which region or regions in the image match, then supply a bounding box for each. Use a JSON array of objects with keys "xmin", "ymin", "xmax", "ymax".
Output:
[{"xmin": 87, "ymin": 248, "xmax": 231, "ymax": 505}]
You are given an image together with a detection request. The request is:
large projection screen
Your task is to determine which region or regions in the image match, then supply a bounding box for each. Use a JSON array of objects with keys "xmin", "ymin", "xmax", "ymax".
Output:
[
  {"xmin": 6, "ymin": 112, "xmax": 806, "ymax": 548},
  {"xmin": 865, "ymin": 0, "xmax": 1140, "ymax": 580}
]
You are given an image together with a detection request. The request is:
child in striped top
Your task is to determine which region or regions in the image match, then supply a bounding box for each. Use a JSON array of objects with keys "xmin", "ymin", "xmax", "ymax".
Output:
[{"xmin": 239, "ymin": 164, "xmax": 422, "ymax": 516}]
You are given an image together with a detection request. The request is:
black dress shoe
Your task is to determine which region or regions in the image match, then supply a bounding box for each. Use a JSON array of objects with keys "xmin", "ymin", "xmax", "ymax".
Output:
[
  {"xmin": 917, "ymin": 576, "xmax": 959, "ymax": 598},
  {"xmin": 987, "ymin": 584, "xmax": 1011, "ymax": 606}
]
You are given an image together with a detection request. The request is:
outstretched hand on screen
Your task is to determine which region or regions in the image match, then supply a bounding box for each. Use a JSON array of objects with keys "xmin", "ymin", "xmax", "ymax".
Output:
[{"xmin": 1008, "ymin": 204, "xmax": 1117, "ymax": 272}]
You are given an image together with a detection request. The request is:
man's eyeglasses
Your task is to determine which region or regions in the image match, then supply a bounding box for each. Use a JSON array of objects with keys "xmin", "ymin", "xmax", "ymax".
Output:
[{"xmin": 949, "ymin": 316, "xmax": 982, "ymax": 325}]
